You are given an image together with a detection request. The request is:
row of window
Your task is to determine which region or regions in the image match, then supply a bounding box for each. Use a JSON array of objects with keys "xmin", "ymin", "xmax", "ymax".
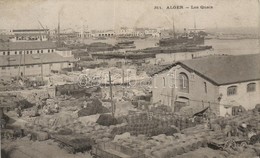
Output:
[
  {"xmin": 227, "ymin": 83, "xmax": 256, "ymax": 96},
  {"xmin": 2, "ymin": 64, "xmax": 47, "ymax": 70},
  {"xmin": 1, "ymin": 49, "xmax": 54, "ymax": 55},
  {"xmin": 162, "ymin": 72, "xmax": 190, "ymax": 93}
]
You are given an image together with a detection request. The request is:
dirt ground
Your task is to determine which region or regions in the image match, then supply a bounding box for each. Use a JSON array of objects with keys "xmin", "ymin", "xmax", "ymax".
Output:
[
  {"xmin": 174, "ymin": 145, "xmax": 260, "ymax": 158},
  {"xmin": 1, "ymin": 138, "xmax": 92, "ymax": 158}
]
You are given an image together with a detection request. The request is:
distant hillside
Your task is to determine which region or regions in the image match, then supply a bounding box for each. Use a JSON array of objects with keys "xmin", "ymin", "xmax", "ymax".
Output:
[{"xmin": 205, "ymin": 27, "xmax": 259, "ymax": 35}]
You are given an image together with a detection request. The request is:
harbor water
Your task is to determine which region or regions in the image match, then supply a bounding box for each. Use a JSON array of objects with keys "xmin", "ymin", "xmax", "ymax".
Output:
[{"xmin": 84, "ymin": 38, "xmax": 260, "ymax": 56}]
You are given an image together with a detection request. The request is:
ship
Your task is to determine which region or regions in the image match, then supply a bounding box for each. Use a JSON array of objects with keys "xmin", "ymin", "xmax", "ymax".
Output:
[
  {"xmin": 159, "ymin": 17, "xmax": 207, "ymax": 47},
  {"xmin": 115, "ymin": 40, "xmax": 136, "ymax": 49},
  {"xmin": 159, "ymin": 29, "xmax": 206, "ymax": 46}
]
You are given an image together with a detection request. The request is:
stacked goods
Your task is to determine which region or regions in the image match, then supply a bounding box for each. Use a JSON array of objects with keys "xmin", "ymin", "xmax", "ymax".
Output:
[
  {"xmin": 52, "ymin": 134, "xmax": 94, "ymax": 153},
  {"xmin": 112, "ymin": 133, "xmax": 207, "ymax": 158},
  {"xmin": 96, "ymin": 114, "xmax": 118, "ymax": 126},
  {"xmin": 150, "ymin": 105, "xmax": 172, "ymax": 114},
  {"xmin": 111, "ymin": 120, "xmax": 178, "ymax": 137},
  {"xmin": 92, "ymin": 142, "xmax": 146, "ymax": 158},
  {"xmin": 78, "ymin": 98, "xmax": 109, "ymax": 117}
]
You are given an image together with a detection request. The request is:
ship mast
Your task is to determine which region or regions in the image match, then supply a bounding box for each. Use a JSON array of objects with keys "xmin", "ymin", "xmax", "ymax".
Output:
[
  {"xmin": 194, "ymin": 16, "xmax": 197, "ymax": 29},
  {"xmin": 172, "ymin": 16, "xmax": 176, "ymax": 38},
  {"xmin": 258, "ymin": 0, "xmax": 260, "ymax": 50},
  {"xmin": 58, "ymin": 14, "xmax": 61, "ymax": 47}
]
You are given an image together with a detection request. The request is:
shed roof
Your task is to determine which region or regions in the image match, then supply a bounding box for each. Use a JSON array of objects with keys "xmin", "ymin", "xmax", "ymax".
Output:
[
  {"xmin": 0, "ymin": 53, "xmax": 77, "ymax": 67},
  {"xmin": 0, "ymin": 41, "xmax": 56, "ymax": 51},
  {"xmin": 153, "ymin": 54, "xmax": 260, "ymax": 85}
]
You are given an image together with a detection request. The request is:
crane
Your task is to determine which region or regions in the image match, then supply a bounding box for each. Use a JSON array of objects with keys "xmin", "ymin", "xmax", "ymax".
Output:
[{"xmin": 38, "ymin": 20, "xmax": 50, "ymax": 40}]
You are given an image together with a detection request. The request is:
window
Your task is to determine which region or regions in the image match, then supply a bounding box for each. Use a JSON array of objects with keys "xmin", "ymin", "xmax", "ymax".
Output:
[
  {"xmin": 15, "ymin": 51, "xmax": 17, "ymax": 55},
  {"xmin": 27, "ymin": 51, "xmax": 29, "ymax": 54},
  {"xmin": 163, "ymin": 77, "xmax": 166, "ymax": 87},
  {"xmin": 2, "ymin": 67, "xmax": 6, "ymax": 70},
  {"xmin": 7, "ymin": 52, "xmax": 10, "ymax": 55},
  {"xmin": 14, "ymin": 66, "xmax": 18, "ymax": 69},
  {"xmin": 19, "ymin": 51, "xmax": 22, "ymax": 54},
  {"xmin": 227, "ymin": 86, "xmax": 237, "ymax": 96},
  {"xmin": 30, "ymin": 51, "xmax": 32, "ymax": 54},
  {"xmin": 26, "ymin": 65, "xmax": 30, "ymax": 68},
  {"xmin": 52, "ymin": 49, "xmax": 54, "ymax": 52},
  {"xmin": 37, "ymin": 50, "xmax": 39, "ymax": 53},
  {"xmin": 247, "ymin": 83, "xmax": 256, "ymax": 92},
  {"xmin": 41, "ymin": 50, "xmax": 43, "ymax": 53},
  {"xmin": 179, "ymin": 73, "xmax": 189, "ymax": 93},
  {"xmin": 204, "ymin": 82, "xmax": 207, "ymax": 93},
  {"xmin": 48, "ymin": 49, "xmax": 50, "ymax": 53}
]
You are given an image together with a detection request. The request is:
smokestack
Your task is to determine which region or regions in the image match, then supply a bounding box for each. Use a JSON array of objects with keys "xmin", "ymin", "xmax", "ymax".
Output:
[
  {"xmin": 172, "ymin": 16, "xmax": 175, "ymax": 38},
  {"xmin": 58, "ymin": 14, "xmax": 60, "ymax": 47},
  {"xmin": 194, "ymin": 16, "xmax": 197, "ymax": 29}
]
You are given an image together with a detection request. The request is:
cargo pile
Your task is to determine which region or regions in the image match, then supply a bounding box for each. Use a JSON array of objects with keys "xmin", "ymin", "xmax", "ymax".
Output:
[{"xmin": 111, "ymin": 133, "xmax": 208, "ymax": 158}]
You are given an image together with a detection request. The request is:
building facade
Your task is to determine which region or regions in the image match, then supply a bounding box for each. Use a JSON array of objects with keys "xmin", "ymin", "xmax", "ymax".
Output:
[
  {"xmin": 155, "ymin": 51, "xmax": 214, "ymax": 65},
  {"xmin": 152, "ymin": 54, "xmax": 260, "ymax": 116},
  {"xmin": 10, "ymin": 29, "xmax": 49, "ymax": 42},
  {"xmin": 0, "ymin": 41, "xmax": 56, "ymax": 56},
  {"xmin": 0, "ymin": 40, "xmax": 77, "ymax": 77},
  {"xmin": 0, "ymin": 53, "xmax": 76, "ymax": 77}
]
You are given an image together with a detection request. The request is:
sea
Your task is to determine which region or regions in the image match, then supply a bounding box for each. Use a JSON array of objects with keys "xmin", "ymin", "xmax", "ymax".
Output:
[{"xmin": 83, "ymin": 38, "xmax": 260, "ymax": 56}]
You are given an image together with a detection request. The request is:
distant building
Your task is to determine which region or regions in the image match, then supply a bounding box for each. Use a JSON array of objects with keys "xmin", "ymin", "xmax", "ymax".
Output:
[
  {"xmin": 92, "ymin": 30, "xmax": 115, "ymax": 38},
  {"xmin": 116, "ymin": 27, "xmax": 144, "ymax": 38},
  {"xmin": 144, "ymin": 29, "xmax": 161, "ymax": 38},
  {"xmin": 152, "ymin": 54, "xmax": 260, "ymax": 116},
  {"xmin": 10, "ymin": 29, "xmax": 49, "ymax": 42},
  {"xmin": 77, "ymin": 31, "xmax": 92, "ymax": 38}
]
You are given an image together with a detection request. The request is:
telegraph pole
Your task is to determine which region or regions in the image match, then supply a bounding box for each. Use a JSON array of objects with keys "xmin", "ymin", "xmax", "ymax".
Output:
[
  {"xmin": 41, "ymin": 54, "xmax": 43, "ymax": 81},
  {"xmin": 109, "ymin": 71, "xmax": 115, "ymax": 117},
  {"xmin": 23, "ymin": 51, "xmax": 25, "ymax": 76}
]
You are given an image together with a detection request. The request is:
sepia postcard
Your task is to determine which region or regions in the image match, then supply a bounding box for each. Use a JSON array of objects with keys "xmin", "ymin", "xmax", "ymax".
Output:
[{"xmin": 0, "ymin": 0, "xmax": 260, "ymax": 158}]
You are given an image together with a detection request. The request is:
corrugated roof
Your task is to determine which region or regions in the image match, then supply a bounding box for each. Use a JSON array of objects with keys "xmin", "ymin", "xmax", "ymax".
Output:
[
  {"xmin": 154, "ymin": 54, "xmax": 260, "ymax": 85},
  {"xmin": 13, "ymin": 29, "xmax": 49, "ymax": 32},
  {"xmin": 0, "ymin": 53, "xmax": 77, "ymax": 67},
  {"xmin": 0, "ymin": 41, "xmax": 56, "ymax": 51}
]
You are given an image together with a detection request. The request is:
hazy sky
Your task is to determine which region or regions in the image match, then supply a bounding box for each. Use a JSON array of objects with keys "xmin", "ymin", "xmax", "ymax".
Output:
[{"xmin": 0, "ymin": 0, "xmax": 259, "ymax": 30}]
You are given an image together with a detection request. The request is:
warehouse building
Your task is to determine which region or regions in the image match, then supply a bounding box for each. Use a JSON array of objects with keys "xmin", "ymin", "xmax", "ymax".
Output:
[
  {"xmin": 0, "ymin": 41, "xmax": 77, "ymax": 77},
  {"xmin": 0, "ymin": 41, "xmax": 56, "ymax": 56},
  {"xmin": 0, "ymin": 52, "xmax": 77, "ymax": 77},
  {"xmin": 152, "ymin": 54, "xmax": 260, "ymax": 116}
]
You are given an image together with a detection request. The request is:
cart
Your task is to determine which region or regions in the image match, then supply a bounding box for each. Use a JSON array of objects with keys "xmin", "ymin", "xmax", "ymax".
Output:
[{"xmin": 208, "ymin": 134, "xmax": 249, "ymax": 151}]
